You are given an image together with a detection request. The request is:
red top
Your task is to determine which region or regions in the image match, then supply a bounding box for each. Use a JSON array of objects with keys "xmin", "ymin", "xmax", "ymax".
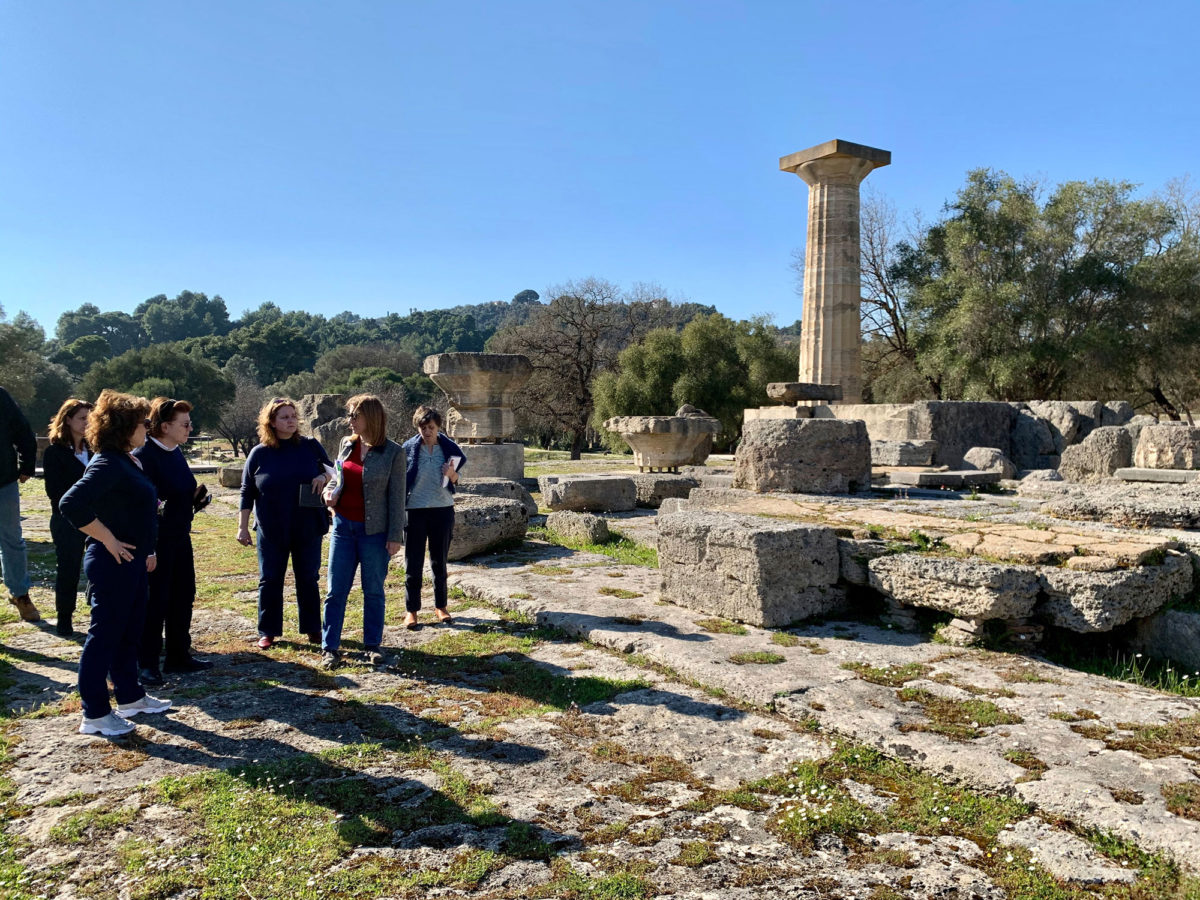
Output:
[{"xmin": 335, "ymin": 440, "xmax": 366, "ymax": 522}]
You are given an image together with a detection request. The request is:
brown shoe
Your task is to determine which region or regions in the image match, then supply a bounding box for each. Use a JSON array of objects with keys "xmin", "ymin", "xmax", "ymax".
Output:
[{"xmin": 9, "ymin": 594, "xmax": 40, "ymax": 622}]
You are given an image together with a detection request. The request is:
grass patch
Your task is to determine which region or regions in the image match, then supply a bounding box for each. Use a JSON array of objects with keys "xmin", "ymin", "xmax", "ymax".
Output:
[
  {"xmin": 841, "ymin": 661, "xmax": 931, "ymax": 687},
  {"xmin": 1002, "ymin": 749, "xmax": 1048, "ymax": 781},
  {"xmin": 896, "ymin": 688, "xmax": 1022, "ymax": 740},
  {"xmin": 49, "ymin": 805, "xmax": 138, "ymax": 844},
  {"xmin": 1040, "ymin": 637, "xmax": 1200, "ymax": 698},
  {"xmin": 770, "ymin": 632, "xmax": 800, "ymax": 647},
  {"xmin": 528, "ymin": 525, "xmax": 658, "ymax": 567},
  {"xmin": 670, "ymin": 840, "xmax": 719, "ymax": 867},
  {"xmin": 598, "ymin": 587, "xmax": 643, "ymax": 599},
  {"xmin": 1082, "ymin": 715, "xmax": 1200, "ymax": 760},
  {"xmin": 728, "ymin": 651, "xmax": 785, "ymax": 665},
  {"xmin": 1048, "ymin": 708, "xmax": 1100, "ymax": 722},
  {"xmin": 694, "ymin": 618, "xmax": 747, "ymax": 636},
  {"xmin": 1162, "ymin": 782, "xmax": 1200, "ymax": 820}
]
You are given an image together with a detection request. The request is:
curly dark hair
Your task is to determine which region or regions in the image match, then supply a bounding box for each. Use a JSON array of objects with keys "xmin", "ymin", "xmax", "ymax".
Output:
[{"xmin": 86, "ymin": 390, "xmax": 150, "ymax": 452}]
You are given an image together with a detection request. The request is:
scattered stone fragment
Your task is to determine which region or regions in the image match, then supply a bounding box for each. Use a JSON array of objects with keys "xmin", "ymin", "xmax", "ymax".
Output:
[
  {"xmin": 1059, "ymin": 427, "xmax": 1133, "ymax": 484},
  {"xmin": 448, "ymin": 495, "xmax": 528, "ymax": 560},
  {"xmin": 631, "ymin": 473, "xmax": 699, "ymax": 508},
  {"xmin": 869, "ymin": 555, "xmax": 1040, "ymax": 620},
  {"xmin": 871, "ymin": 440, "xmax": 938, "ymax": 466},
  {"xmin": 539, "ymin": 475, "xmax": 637, "ymax": 512},
  {"xmin": 733, "ymin": 418, "xmax": 870, "ymax": 494},
  {"xmin": 545, "ymin": 511, "xmax": 610, "ymax": 545},
  {"xmin": 1133, "ymin": 424, "xmax": 1200, "ymax": 470},
  {"xmin": 1037, "ymin": 551, "xmax": 1192, "ymax": 633},
  {"xmin": 459, "ymin": 476, "xmax": 538, "ymax": 516},
  {"xmin": 962, "ymin": 446, "xmax": 1018, "ymax": 479}
]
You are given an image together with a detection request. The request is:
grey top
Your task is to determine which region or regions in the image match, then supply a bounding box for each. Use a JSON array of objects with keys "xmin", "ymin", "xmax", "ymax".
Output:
[
  {"xmin": 406, "ymin": 441, "xmax": 454, "ymax": 509},
  {"xmin": 333, "ymin": 436, "xmax": 407, "ymax": 541}
]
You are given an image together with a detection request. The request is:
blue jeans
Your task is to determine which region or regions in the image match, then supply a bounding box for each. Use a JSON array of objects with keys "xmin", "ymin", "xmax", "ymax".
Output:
[
  {"xmin": 255, "ymin": 525, "xmax": 323, "ymax": 639},
  {"xmin": 0, "ymin": 480, "xmax": 29, "ymax": 597},
  {"xmin": 78, "ymin": 544, "xmax": 148, "ymax": 719},
  {"xmin": 322, "ymin": 514, "xmax": 389, "ymax": 652}
]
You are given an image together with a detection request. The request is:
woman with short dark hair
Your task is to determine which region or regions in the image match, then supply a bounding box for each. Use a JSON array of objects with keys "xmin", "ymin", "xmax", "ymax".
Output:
[
  {"xmin": 318, "ymin": 394, "xmax": 406, "ymax": 667},
  {"xmin": 133, "ymin": 397, "xmax": 210, "ymax": 685},
  {"xmin": 237, "ymin": 398, "xmax": 332, "ymax": 649},
  {"xmin": 401, "ymin": 405, "xmax": 466, "ymax": 629},
  {"xmin": 60, "ymin": 390, "xmax": 171, "ymax": 736},
  {"xmin": 44, "ymin": 398, "xmax": 92, "ymax": 636}
]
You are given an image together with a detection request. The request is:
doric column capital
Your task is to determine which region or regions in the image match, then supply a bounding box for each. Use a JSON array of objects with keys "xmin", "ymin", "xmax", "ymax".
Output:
[{"xmin": 780, "ymin": 139, "xmax": 891, "ymax": 186}]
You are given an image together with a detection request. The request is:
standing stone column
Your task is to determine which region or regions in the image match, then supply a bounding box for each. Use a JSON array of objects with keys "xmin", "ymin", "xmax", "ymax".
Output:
[{"xmin": 781, "ymin": 139, "xmax": 890, "ymax": 404}]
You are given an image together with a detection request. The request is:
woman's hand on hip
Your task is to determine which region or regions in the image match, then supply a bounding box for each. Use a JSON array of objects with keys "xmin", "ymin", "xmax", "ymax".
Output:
[
  {"xmin": 386, "ymin": 540, "xmax": 402, "ymax": 558},
  {"xmin": 236, "ymin": 526, "xmax": 254, "ymax": 547},
  {"xmin": 103, "ymin": 536, "xmax": 137, "ymax": 565}
]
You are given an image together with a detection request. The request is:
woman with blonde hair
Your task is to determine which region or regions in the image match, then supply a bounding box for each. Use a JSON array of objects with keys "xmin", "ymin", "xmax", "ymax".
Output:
[
  {"xmin": 318, "ymin": 394, "xmax": 405, "ymax": 667},
  {"xmin": 237, "ymin": 398, "xmax": 332, "ymax": 649},
  {"xmin": 44, "ymin": 398, "xmax": 92, "ymax": 636},
  {"xmin": 60, "ymin": 390, "xmax": 171, "ymax": 736}
]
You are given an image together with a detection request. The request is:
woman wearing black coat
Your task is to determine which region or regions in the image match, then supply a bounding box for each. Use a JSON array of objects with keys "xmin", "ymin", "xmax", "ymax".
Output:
[{"xmin": 43, "ymin": 398, "xmax": 92, "ymax": 636}]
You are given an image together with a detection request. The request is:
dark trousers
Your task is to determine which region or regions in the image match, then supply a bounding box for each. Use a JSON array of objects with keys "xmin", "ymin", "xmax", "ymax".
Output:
[
  {"xmin": 50, "ymin": 512, "xmax": 85, "ymax": 622},
  {"xmin": 256, "ymin": 526, "xmax": 322, "ymax": 638},
  {"xmin": 78, "ymin": 544, "xmax": 148, "ymax": 719},
  {"xmin": 140, "ymin": 532, "xmax": 196, "ymax": 668},
  {"xmin": 404, "ymin": 505, "xmax": 454, "ymax": 613}
]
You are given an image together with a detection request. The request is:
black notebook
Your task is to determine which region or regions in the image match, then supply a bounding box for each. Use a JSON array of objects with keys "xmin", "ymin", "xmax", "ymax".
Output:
[{"xmin": 298, "ymin": 484, "xmax": 325, "ymax": 508}]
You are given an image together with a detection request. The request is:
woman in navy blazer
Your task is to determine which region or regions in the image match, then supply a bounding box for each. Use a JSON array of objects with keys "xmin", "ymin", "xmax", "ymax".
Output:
[
  {"xmin": 60, "ymin": 390, "xmax": 172, "ymax": 736},
  {"xmin": 43, "ymin": 398, "xmax": 92, "ymax": 636}
]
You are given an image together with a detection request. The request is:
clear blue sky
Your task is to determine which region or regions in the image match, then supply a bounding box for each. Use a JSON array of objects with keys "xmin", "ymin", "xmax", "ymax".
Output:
[{"xmin": 2, "ymin": 1, "xmax": 1196, "ymax": 335}]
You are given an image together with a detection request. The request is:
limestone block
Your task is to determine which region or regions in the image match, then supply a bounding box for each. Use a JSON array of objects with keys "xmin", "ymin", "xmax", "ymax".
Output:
[
  {"xmin": 294, "ymin": 394, "xmax": 344, "ymax": 434},
  {"xmin": 657, "ymin": 509, "xmax": 845, "ymax": 627},
  {"xmin": 313, "ymin": 418, "xmax": 349, "ymax": 460},
  {"xmin": 424, "ymin": 353, "xmax": 532, "ymax": 441},
  {"xmin": 733, "ymin": 418, "xmax": 870, "ymax": 494},
  {"xmin": 1026, "ymin": 401, "xmax": 1082, "ymax": 454},
  {"xmin": 657, "ymin": 497, "xmax": 690, "ymax": 515},
  {"xmin": 603, "ymin": 414, "xmax": 721, "ymax": 470},
  {"xmin": 871, "ymin": 440, "xmax": 937, "ymax": 466},
  {"xmin": 1114, "ymin": 468, "xmax": 1200, "ymax": 484},
  {"xmin": 1128, "ymin": 609, "xmax": 1200, "ymax": 670},
  {"xmin": 1021, "ymin": 468, "xmax": 1063, "ymax": 483},
  {"xmin": 743, "ymin": 405, "xmax": 815, "ymax": 422},
  {"xmin": 1101, "ymin": 401, "xmax": 1134, "ymax": 428},
  {"xmin": 1065, "ymin": 401, "xmax": 1104, "ymax": 441},
  {"xmin": 631, "ymin": 473, "xmax": 699, "ymax": 508},
  {"xmin": 1011, "ymin": 410, "xmax": 1058, "ymax": 470},
  {"xmin": 448, "ymin": 495, "xmax": 527, "ymax": 561},
  {"xmin": 1133, "ymin": 425, "xmax": 1200, "ymax": 469},
  {"xmin": 1124, "ymin": 414, "xmax": 1158, "ymax": 445},
  {"xmin": 218, "ymin": 466, "xmax": 244, "ymax": 489},
  {"xmin": 1058, "ymin": 427, "xmax": 1132, "ymax": 484},
  {"xmin": 909, "ymin": 401, "xmax": 1015, "ymax": 468},
  {"xmin": 765, "ymin": 382, "xmax": 844, "ymax": 403},
  {"xmin": 868, "ymin": 555, "xmax": 1040, "ymax": 620},
  {"xmin": 1037, "ymin": 552, "xmax": 1192, "ymax": 633},
  {"xmin": 538, "ymin": 475, "xmax": 636, "ymax": 512},
  {"xmin": 962, "ymin": 447, "xmax": 1018, "ymax": 479},
  {"xmin": 837, "ymin": 537, "xmax": 891, "ymax": 586},
  {"xmin": 887, "ymin": 470, "xmax": 1001, "ymax": 488},
  {"xmin": 456, "ymin": 443, "xmax": 524, "ymax": 482},
  {"xmin": 545, "ymin": 511, "xmax": 610, "ymax": 545},
  {"xmin": 458, "ymin": 476, "xmax": 537, "ymax": 517}
]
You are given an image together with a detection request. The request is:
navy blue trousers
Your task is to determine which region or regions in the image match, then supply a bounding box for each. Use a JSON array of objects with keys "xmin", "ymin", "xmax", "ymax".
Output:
[
  {"xmin": 256, "ymin": 526, "xmax": 323, "ymax": 638},
  {"xmin": 78, "ymin": 544, "xmax": 148, "ymax": 719}
]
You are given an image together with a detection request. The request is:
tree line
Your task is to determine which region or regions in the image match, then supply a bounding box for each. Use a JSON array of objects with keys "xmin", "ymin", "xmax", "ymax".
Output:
[{"xmin": 3, "ymin": 168, "xmax": 1197, "ymax": 457}]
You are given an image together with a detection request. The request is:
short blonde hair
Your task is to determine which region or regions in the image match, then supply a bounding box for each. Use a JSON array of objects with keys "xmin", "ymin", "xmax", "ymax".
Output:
[
  {"xmin": 257, "ymin": 398, "xmax": 299, "ymax": 449},
  {"xmin": 87, "ymin": 390, "xmax": 150, "ymax": 453},
  {"xmin": 412, "ymin": 405, "xmax": 443, "ymax": 430},
  {"xmin": 347, "ymin": 394, "xmax": 387, "ymax": 447},
  {"xmin": 48, "ymin": 398, "xmax": 93, "ymax": 447}
]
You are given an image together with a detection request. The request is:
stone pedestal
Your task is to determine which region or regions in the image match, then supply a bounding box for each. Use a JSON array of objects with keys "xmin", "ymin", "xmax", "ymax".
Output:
[
  {"xmin": 603, "ymin": 414, "xmax": 722, "ymax": 472},
  {"xmin": 423, "ymin": 353, "xmax": 532, "ymax": 442},
  {"xmin": 781, "ymin": 140, "xmax": 891, "ymax": 404},
  {"xmin": 458, "ymin": 443, "xmax": 525, "ymax": 482}
]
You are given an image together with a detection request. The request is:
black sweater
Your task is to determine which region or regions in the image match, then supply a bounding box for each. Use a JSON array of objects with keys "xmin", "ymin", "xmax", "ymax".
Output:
[
  {"xmin": 59, "ymin": 450, "xmax": 159, "ymax": 558},
  {"xmin": 42, "ymin": 443, "xmax": 88, "ymax": 512},
  {"xmin": 132, "ymin": 438, "xmax": 197, "ymax": 537},
  {"xmin": 0, "ymin": 387, "xmax": 35, "ymax": 488}
]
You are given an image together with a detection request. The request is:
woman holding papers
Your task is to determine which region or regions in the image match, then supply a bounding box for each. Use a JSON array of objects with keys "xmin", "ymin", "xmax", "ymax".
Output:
[
  {"xmin": 318, "ymin": 395, "xmax": 405, "ymax": 668},
  {"xmin": 401, "ymin": 405, "xmax": 466, "ymax": 629},
  {"xmin": 236, "ymin": 398, "xmax": 332, "ymax": 649}
]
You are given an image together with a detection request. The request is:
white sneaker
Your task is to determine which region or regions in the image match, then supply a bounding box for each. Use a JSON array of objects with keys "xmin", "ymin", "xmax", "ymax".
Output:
[
  {"xmin": 79, "ymin": 712, "xmax": 136, "ymax": 736},
  {"xmin": 116, "ymin": 694, "xmax": 172, "ymax": 716}
]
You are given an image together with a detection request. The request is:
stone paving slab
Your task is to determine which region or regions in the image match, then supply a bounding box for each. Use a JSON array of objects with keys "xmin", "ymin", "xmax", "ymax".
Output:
[
  {"xmin": 448, "ymin": 539, "xmax": 1200, "ymax": 871},
  {"xmin": 1115, "ymin": 467, "xmax": 1200, "ymax": 484}
]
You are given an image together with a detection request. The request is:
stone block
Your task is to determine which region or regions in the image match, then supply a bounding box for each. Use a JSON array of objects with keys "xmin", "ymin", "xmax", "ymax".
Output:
[
  {"xmin": 868, "ymin": 555, "xmax": 1040, "ymax": 620},
  {"xmin": 449, "ymin": 495, "xmax": 528, "ymax": 561},
  {"xmin": 1125, "ymin": 414, "xmax": 1158, "ymax": 445},
  {"xmin": 1024, "ymin": 401, "xmax": 1082, "ymax": 454},
  {"xmin": 657, "ymin": 497, "xmax": 690, "ymax": 514},
  {"xmin": 458, "ymin": 476, "xmax": 537, "ymax": 517},
  {"xmin": 313, "ymin": 418, "xmax": 349, "ymax": 460},
  {"xmin": 962, "ymin": 447, "xmax": 1018, "ymax": 479},
  {"xmin": 603, "ymin": 414, "xmax": 721, "ymax": 470},
  {"xmin": 456, "ymin": 443, "xmax": 525, "ymax": 482},
  {"xmin": 545, "ymin": 510, "xmax": 610, "ymax": 544},
  {"xmin": 1129, "ymin": 609, "xmax": 1200, "ymax": 670},
  {"xmin": 765, "ymin": 382, "xmax": 844, "ymax": 403},
  {"xmin": 910, "ymin": 401, "xmax": 1015, "ymax": 468},
  {"xmin": 218, "ymin": 465, "xmax": 244, "ymax": 489},
  {"xmin": 424, "ymin": 353, "xmax": 532, "ymax": 441},
  {"xmin": 837, "ymin": 537, "xmax": 891, "ymax": 586},
  {"xmin": 871, "ymin": 440, "xmax": 937, "ymax": 466},
  {"xmin": 294, "ymin": 394, "xmax": 344, "ymax": 434},
  {"xmin": 1101, "ymin": 401, "xmax": 1134, "ymax": 428},
  {"xmin": 1113, "ymin": 468, "xmax": 1200, "ymax": 484},
  {"xmin": 538, "ymin": 475, "xmax": 636, "ymax": 512},
  {"xmin": 1058, "ymin": 427, "xmax": 1132, "ymax": 484},
  {"xmin": 743, "ymin": 405, "xmax": 814, "ymax": 422},
  {"xmin": 1011, "ymin": 410, "xmax": 1058, "ymax": 470},
  {"xmin": 1065, "ymin": 401, "xmax": 1104, "ymax": 441},
  {"xmin": 811, "ymin": 403, "xmax": 913, "ymax": 441},
  {"xmin": 1133, "ymin": 425, "xmax": 1200, "ymax": 469},
  {"xmin": 1037, "ymin": 552, "xmax": 1192, "ymax": 633},
  {"xmin": 1020, "ymin": 468, "xmax": 1063, "ymax": 482},
  {"xmin": 733, "ymin": 418, "xmax": 870, "ymax": 494},
  {"xmin": 887, "ymin": 470, "xmax": 1002, "ymax": 488},
  {"xmin": 631, "ymin": 473, "xmax": 699, "ymax": 508},
  {"xmin": 657, "ymin": 509, "xmax": 845, "ymax": 627}
]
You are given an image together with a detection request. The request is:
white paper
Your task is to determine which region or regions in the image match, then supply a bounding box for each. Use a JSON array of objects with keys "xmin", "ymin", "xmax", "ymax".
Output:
[{"xmin": 443, "ymin": 455, "xmax": 464, "ymax": 488}]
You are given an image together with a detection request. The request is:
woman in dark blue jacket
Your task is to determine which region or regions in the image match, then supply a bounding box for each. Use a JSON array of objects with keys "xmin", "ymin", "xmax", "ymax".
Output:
[
  {"xmin": 43, "ymin": 398, "xmax": 92, "ymax": 636},
  {"xmin": 401, "ymin": 405, "xmax": 466, "ymax": 629},
  {"xmin": 237, "ymin": 398, "xmax": 332, "ymax": 649},
  {"xmin": 60, "ymin": 390, "xmax": 172, "ymax": 736},
  {"xmin": 133, "ymin": 397, "xmax": 208, "ymax": 684}
]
